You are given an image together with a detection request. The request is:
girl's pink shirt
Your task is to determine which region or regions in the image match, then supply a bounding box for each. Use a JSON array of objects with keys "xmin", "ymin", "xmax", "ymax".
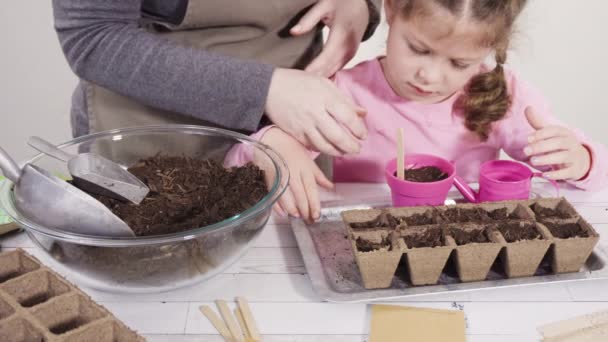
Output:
[{"xmin": 226, "ymin": 58, "xmax": 608, "ymax": 190}]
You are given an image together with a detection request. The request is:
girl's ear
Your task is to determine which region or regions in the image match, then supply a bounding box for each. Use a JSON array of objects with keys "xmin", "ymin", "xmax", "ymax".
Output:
[{"xmin": 384, "ymin": 0, "xmax": 397, "ymax": 25}]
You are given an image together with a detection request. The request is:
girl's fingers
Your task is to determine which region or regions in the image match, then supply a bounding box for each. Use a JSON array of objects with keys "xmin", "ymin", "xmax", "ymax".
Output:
[
  {"xmin": 543, "ymin": 167, "xmax": 575, "ymax": 180},
  {"xmin": 290, "ymin": 173, "xmax": 310, "ymax": 221},
  {"xmin": 314, "ymin": 165, "xmax": 334, "ymax": 190},
  {"xmin": 528, "ymin": 126, "xmax": 570, "ymax": 143},
  {"xmin": 525, "ymin": 106, "xmax": 547, "ymax": 130},
  {"xmin": 524, "ymin": 136, "xmax": 575, "ymax": 157},
  {"xmin": 273, "ymin": 203, "xmax": 286, "ymax": 217},
  {"xmin": 530, "ymin": 150, "xmax": 571, "ymax": 167},
  {"xmin": 302, "ymin": 171, "xmax": 321, "ymax": 221},
  {"xmin": 280, "ymin": 187, "xmax": 299, "ymax": 218}
]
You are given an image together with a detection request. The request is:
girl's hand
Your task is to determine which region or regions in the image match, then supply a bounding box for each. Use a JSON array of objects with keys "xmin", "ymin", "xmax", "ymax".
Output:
[
  {"xmin": 524, "ymin": 107, "xmax": 592, "ymax": 180},
  {"xmin": 257, "ymin": 127, "xmax": 334, "ymax": 222},
  {"xmin": 290, "ymin": 0, "xmax": 370, "ymax": 77}
]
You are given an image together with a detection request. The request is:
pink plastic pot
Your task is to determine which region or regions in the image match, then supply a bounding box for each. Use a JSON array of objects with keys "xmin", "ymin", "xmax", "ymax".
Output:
[
  {"xmin": 386, "ymin": 155, "xmax": 560, "ymax": 207},
  {"xmin": 385, "ymin": 154, "xmax": 456, "ymax": 207},
  {"xmin": 453, "ymin": 159, "xmax": 559, "ymax": 203}
]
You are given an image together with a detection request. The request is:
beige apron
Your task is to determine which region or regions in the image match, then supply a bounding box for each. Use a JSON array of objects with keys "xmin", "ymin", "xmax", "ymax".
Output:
[
  {"xmin": 87, "ymin": 0, "xmax": 320, "ymax": 135},
  {"xmin": 87, "ymin": 0, "xmax": 333, "ymax": 176}
]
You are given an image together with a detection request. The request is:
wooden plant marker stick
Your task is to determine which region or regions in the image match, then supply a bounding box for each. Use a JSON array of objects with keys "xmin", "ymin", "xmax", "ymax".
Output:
[
  {"xmin": 216, "ymin": 300, "xmax": 245, "ymax": 342},
  {"xmin": 236, "ymin": 296, "xmax": 262, "ymax": 341},
  {"xmin": 234, "ymin": 308, "xmax": 251, "ymax": 339},
  {"xmin": 397, "ymin": 128, "xmax": 405, "ymax": 180},
  {"xmin": 199, "ymin": 305, "xmax": 233, "ymax": 342}
]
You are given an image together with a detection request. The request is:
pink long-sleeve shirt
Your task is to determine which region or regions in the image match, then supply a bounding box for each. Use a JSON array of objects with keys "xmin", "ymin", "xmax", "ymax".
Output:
[{"xmin": 227, "ymin": 58, "xmax": 608, "ymax": 190}]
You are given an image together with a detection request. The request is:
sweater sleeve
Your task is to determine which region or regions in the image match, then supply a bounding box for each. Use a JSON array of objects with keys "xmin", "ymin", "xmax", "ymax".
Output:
[
  {"xmin": 496, "ymin": 69, "xmax": 608, "ymax": 191},
  {"xmin": 52, "ymin": 0, "xmax": 273, "ymax": 132}
]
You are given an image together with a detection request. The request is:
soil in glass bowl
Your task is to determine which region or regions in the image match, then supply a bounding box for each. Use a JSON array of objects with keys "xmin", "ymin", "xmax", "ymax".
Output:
[{"xmin": 89, "ymin": 155, "xmax": 268, "ymax": 236}]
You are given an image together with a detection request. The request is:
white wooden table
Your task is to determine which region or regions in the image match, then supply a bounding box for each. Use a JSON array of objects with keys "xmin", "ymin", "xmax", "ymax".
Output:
[{"xmin": 2, "ymin": 182, "xmax": 608, "ymax": 341}]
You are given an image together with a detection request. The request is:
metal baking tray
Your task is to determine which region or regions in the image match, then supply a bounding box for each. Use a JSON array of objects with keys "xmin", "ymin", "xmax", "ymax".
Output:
[{"xmin": 290, "ymin": 196, "xmax": 608, "ymax": 303}]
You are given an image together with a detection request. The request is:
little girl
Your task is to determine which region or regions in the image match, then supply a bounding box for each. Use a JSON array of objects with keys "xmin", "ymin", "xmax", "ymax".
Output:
[{"xmin": 227, "ymin": 0, "xmax": 608, "ymax": 222}]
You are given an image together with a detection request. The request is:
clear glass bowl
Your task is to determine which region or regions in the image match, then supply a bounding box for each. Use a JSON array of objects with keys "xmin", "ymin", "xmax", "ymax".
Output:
[{"xmin": 0, "ymin": 125, "xmax": 287, "ymax": 293}]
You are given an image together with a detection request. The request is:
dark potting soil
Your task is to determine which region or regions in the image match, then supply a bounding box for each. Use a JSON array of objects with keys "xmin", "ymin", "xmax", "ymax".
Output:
[
  {"xmin": 440, "ymin": 207, "xmax": 493, "ymax": 223},
  {"xmin": 530, "ymin": 203, "xmax": 574, "ymax": 219},
  {"xmin": 496, "ymin": 221, "xmax": 542, "ymax": 242},
  {"xmin": 487, "ymin": 207, "xmax": 520, "ymax": 221},
  {"xmin": 447, "ymin": 227, "xmax": 490, "ymax": 245},
  {"xmin": 355, "ymin": 236, "xmax": 392, "ymax": 252},
  {"xmin": 349, "ymin": 213, "xmax": 402, "ymax": 230},
  {"xmin": 542, "ymin": 221, "xmax": 589, "ymax": 239},
  {"xmin": 402, "ymin": 211, "xmax": 438, "ymax": 226},
  {"xmin": 399, "ymin": 166, "xmax": 448, "ymax": 182},
  {"xmin": 440, "ymin": 207, "xmax": 519, "ymax": 223},
  {"xmin": 92, "ymin": 155, "xmax": 268, "ymax": 236},
  {"xmin": 401, "ymin": 226, "xmax": 444, "ymax": 248}
]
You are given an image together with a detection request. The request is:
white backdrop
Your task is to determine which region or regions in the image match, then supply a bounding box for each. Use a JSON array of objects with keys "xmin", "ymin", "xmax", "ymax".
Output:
[{"xmin": 1, "ymin": 1, "xmax": 606, "ymax": 162}]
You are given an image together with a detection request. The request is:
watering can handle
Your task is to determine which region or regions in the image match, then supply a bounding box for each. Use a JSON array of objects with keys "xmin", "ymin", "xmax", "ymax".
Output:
[
  {"xmin": 27, "ymin": 136, "xmax": 75, "ymax": 162},
  {"xmin": 0, "ymin": 146, "xmax": 22, "ymax": 183},
  {"xmin": 533, "ymin": 172, "xmax": 560, "ymax": 197},
  {"xmin": 453, "ymin": 175, "xmax": 478, "ymax": 203}
]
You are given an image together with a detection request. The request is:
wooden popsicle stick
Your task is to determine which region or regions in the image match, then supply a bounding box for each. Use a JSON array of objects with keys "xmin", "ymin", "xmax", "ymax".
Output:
[
  {"xmin": 216, "ymin": 300, "xmax": 245, "ymax": 342},
  {"xmin": 236, "ymin": 297, "xmax": 262, "ymax": 341},
  {"xmin": 199, "ymin": 305, "xmax": 234, "ymax": 342},
  {"xmin": 234, "ymin": 308, "xmax": 251, "ymax": 339},
  {"xmin": 397, "ymin": 128, "xmax": 405, "ymax": 180}
]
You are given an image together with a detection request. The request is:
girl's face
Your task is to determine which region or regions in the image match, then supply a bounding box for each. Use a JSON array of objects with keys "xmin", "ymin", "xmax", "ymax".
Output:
[{"xmin": 383, "ymin": 2, "xmax": 494, "ymax": 104}]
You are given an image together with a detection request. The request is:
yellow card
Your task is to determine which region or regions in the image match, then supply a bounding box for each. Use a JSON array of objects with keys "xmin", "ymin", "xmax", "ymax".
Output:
[{"xmin": 370, "ymin": 304, "xmax": 466, "ymax": 342}]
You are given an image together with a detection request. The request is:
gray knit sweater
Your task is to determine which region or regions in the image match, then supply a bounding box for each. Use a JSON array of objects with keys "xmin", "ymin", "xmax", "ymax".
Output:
[{"xmin": 52, "ymin": 0, "xmax": 380, "ymax": 137}]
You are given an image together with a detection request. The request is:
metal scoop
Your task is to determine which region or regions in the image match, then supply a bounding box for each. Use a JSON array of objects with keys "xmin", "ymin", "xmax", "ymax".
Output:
[
  {"xmin": 27, "ymin": 136, "xmax": 149, "ymax": 205},
  {"xmin": 0, "ymin": 145, "xmax": 134, "ymax": 237}
]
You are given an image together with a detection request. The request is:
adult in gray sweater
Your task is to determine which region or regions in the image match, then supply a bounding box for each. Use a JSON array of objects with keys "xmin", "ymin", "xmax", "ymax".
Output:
[{"xmin": 52, "ymin": 0, "xmax": 381, "ymax": 156}]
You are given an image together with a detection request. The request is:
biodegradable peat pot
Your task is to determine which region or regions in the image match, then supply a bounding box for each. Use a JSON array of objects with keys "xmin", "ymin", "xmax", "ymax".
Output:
[
  {"xmin": 341, "ymin": 197, "xmax": 600, "ymax": 289},
  {"xmin": 350, "ymin": 230, "xmax": 406, "ymax": 289},
  {"xmin": 496, "ymin": 221, "xmax": 551, "ymax": 277},
  {"xmin": 541, "ymin": 218, "xmax": 600, "ymax": 273},
  {"xmin": 400, "ymin": 225, "xmax": 455, "ymax": 286},
  {"xmin": 0, "ymin": 249, "xmax": 143, "ymax": 341},
  {"xmin": 528, "ymin": 198, "xmax": 578, "ymax": 220},
  {"xmin": 446, "ymin": 224, "xmax": 503, "ymax": 282}
]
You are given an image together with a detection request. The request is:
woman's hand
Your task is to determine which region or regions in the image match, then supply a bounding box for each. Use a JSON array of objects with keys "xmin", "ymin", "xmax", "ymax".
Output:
[
  {"xmin": 265, "ymin": 68, "xmax": 367, "ymax": 157},
  {"xmin": 291, "ymin": 0, "xmax": 371, "ymax": 77},
  {"xmin": 256, "ymin": 127, "xmax": 334, "ymax": 222},
  {"xmin": 524, "ymin": 107, "xmax": 592, "ymax": 181}
]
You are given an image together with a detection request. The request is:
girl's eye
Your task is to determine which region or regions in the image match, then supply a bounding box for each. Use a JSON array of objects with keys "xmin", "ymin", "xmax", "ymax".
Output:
[
  {"xmin": 451, "ymin": 60, "xmax": 471, "ymax": 70},
  {"xmin": 408, "ymin": 43, "xmax": 430, "ymax": 55}
]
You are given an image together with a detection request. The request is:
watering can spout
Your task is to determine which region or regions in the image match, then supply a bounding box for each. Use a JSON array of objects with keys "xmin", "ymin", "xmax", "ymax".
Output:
[{"xmin": 453, "ymin": 176, "xmax": 478, "ymax": 203}]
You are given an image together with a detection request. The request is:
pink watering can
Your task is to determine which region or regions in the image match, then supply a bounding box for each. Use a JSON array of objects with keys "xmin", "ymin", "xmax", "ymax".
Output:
[{"xmin": 385, "ymin": 154, "xmax": 560, "ymax": 207}]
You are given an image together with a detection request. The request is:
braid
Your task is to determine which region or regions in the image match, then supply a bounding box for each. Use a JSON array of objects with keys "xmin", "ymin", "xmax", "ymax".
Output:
[{"xmin": 461, "ymin": 45, "xmax": 511, "ymax": 141}]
